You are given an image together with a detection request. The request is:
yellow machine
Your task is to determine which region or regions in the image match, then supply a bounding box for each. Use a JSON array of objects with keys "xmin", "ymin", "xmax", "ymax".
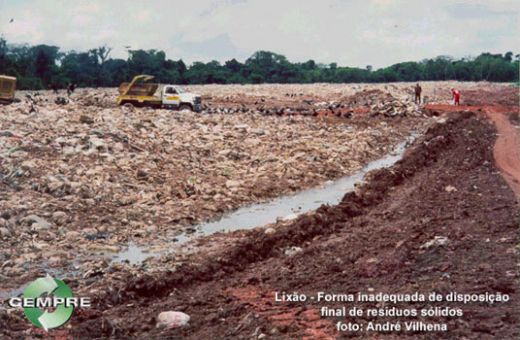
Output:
[
  {"xmin": 0, "ymin": 75, "xmax": 16, "ymax": 104},
  {"xmin": 117, "ymin": 74, "xmax": 202, "ymax": 111}
]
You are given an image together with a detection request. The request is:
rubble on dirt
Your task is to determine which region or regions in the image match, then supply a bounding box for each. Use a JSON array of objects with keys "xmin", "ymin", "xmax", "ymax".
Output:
[
  {"xmin": 445, "ymin": 185, "xmax": 458, "ymax": 192},
  {"xmin": 21, "ymin": 214, "xmax": 53, "ymax": 231},
  {"xmin": 264, "ymin": 227, "xmax": 276, "ymax": 235},
  {"xmin": 2, "ymin": 81, "xmax": 514, "ymax": 293},
  {"xmin": 339, "ymin": 89, "xmax": 423, "ymax": 117},
  {"xmin": 189, "ymin": 81, "xmax": 511, "ymax": 118},
  {"xmin": 368, "ymin": 93, "xmax": 421, "ymax": 117},
  {"xmin": 55, "ymin": 97, "xmax": 69, "ymax": 105},
  {"xmin": 28, "ymin": 108, "xmax": 515, "ymax": 340},
  {"xmin": 201, "ymin": 87, "xmax": 423, "ymax": 118},
  {"xmin": 420, "ymin": 236, "xmax": 449, "ymax": 249},
  {"xmin": 156, "ymin": 311, "xmax": 190, "ymax": 329},
  {"xmin": 1, "ymin": 82, "xmax": 519, "ymax": 339},
  {"xmin": 0, "ymin": 84, "xmax": 427, "ymax": 290},
  {"xmin": 284, "ymin": 246, "xmax": 303, "ymax": 257}
]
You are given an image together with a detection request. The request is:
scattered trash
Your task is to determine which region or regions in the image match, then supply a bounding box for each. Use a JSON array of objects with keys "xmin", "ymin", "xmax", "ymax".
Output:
[
  {"xmin": 281, "ymin": 213, "xmax": 299, "ymax": 221},
  {"xmin": 264, "ymin": 227, "xmax": 276, "ymax": 235},
  {"xmin": 445, "ymin": 185, "xmax": 458, "ymax": 192},
  {"xmin": 156, "ymin": 311, "xmax": 190, "ymax": 329},
  {"xmin": 55, "ymin": 97, "xmax": 69, "ymax": 105},
  {"xmin": 79, "ymin": 115, "xmax": 94, "ymax": 124},
  {"xmin": 0, "ymin": 227, "xmax": 11, "ymax": 238},
  {"xmin": 420, "ymin": 236, "xmax": 449, "ymax": 249},
  {"xmin": 0, "ymin": 84, "xmax": 425, "ymax": 295},
  {"xmin": 199, "ymin": 84, "xmax": 423, "ymax": 117},
  {"xmin": 21, "ymin": 215, "xmax": 52, "ymax": 231},
  {"xmin": 284, "ymin": 246, "xmax": 303, "ymax": 257}
]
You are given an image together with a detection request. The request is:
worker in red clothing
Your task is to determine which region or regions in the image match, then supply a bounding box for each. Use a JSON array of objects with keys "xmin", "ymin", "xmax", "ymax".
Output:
[{"xmin": 451, "ymin": 88, "xmax": 460, "ymax": 106}]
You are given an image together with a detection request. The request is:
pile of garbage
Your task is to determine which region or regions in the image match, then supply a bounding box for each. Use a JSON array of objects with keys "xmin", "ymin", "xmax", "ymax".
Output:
[
  {"xmin": 197, "ymin": 86, "xmax": 424, "ymax": 118},
  {"xmin": 192, "ymin": 82, "xmax": 512, "ymax": 118},
  {"xmin": 339, "ymin": 89, "xmax": 423, "ymax": 117},
  {"xmin": 368, "ymin": 96, "xmax": 422, "ymax": 117},
  {"xmin": 74, "ymin": 88, "xmax": 117, "ymax": 108},
  {"xmin": 0, "ymin": 86, "xmax": 423, "ymax": 289}
]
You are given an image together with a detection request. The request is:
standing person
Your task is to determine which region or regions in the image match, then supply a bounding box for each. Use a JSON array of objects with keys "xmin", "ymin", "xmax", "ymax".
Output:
[
  {"xmin": 66, "ymin": 83, "xmax": 74, "ymax": 96},
  {"xmin": 49, "ymin": 83, "xmax": 59, "ymax": 94},
  {"xmin": 451, "ymin": 88, "xmax": 460, "ymax": 106},
  {"xmin": 414, "ymin": 83, "xmax": 422, "ymax": 104}
]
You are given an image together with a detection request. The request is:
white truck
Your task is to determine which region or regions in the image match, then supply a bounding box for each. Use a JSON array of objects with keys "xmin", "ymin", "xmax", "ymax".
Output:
[{"xmin": 117, "ymin": 75, "xmax": 202, "ymax": 112}]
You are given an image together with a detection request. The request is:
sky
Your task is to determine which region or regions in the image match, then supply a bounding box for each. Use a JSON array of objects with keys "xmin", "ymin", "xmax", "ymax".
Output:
[{"xmin": 0, "ymin": 0, "xmax": 518, "ymax": 68}]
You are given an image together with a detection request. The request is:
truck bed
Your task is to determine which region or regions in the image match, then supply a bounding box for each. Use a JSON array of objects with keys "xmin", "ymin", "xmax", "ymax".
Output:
[{"xmin": 118, "ymin": 82, "xmax": 159, "ymax": 96}]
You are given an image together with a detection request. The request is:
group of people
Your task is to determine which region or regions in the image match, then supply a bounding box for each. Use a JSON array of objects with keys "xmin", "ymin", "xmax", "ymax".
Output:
[{"xmin": 414, "ymin": 83, "xmax": 461, "ymax": 105}]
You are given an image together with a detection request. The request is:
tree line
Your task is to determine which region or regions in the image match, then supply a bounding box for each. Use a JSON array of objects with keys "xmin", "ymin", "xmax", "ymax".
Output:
[{"xmin": 0, "ymin": 37, "xmax": 518, "ymax": 90}]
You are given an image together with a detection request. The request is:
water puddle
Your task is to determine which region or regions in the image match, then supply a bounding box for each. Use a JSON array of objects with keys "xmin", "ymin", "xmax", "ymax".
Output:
[
  {"xmin": 113, "ymin": 134, "xmax": 416, "ymax": 264},
  {"xmin": 110, "ymin": 242, "xmax": 161, "ymax": 264},
  {"xmin": 175, "ymin": 134, "xmax": 415, "ymax": 242}
]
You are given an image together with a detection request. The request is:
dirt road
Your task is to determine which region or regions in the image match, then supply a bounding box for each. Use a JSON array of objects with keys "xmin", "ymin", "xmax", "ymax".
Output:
[{"xmin": 486, "ymin": 107, "xmax": 520, "ymax": 198}]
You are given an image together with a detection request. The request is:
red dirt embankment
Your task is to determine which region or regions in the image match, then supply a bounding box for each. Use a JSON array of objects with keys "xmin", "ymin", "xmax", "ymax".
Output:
[
  {"xmin": 426, "ymin": 89, "xmax": 520, "ymax": 198},
  {"xmin": 427, "ymin": 85, "xmax": 519, "ymax": 198}
]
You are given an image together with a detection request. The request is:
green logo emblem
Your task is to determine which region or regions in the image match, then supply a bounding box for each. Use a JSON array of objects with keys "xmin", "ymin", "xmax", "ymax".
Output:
[
  {"xmin": 7, "ymin": 275, "xmax": 90, "ymax": 330},
  {"xmin": 22, "ymin": 275, "xmax": 75, "ymax": 330}
]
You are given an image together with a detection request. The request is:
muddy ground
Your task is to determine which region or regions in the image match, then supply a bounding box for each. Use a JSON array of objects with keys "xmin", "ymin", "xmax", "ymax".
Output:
[{"xmin": 0, "ymin": 83, "xmax": 518, "ymax": 339}]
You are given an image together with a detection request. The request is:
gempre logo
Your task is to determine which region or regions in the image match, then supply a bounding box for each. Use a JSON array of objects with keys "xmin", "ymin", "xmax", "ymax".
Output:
[{"xmin": 7, "ymin": 275, "xmax": 91, "ymax": 330}]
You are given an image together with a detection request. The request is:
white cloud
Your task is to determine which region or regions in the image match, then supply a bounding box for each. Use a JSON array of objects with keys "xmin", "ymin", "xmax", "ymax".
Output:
[{"xmin": 0, "ymin": 0, "xmax": 517, "ymax": 68}]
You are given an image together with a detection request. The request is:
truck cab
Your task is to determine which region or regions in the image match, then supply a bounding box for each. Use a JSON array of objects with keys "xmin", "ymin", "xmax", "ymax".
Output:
[
  {"xmin": 117, "ymin": 75, "xmax": 202, "ymax": 112},
  {"xmin": 0, "ymin": 75, "xmax": 16, "ymax": 104},
  {"xmin": 162, "ymin": 85, "xmax": 201, "ymax": 111}
]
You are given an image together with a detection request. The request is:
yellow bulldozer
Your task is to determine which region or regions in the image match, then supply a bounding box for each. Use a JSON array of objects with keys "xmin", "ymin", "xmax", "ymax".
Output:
[{"xmin": 0, "ymin": 75, "xmax": 16, "ymax": 104}]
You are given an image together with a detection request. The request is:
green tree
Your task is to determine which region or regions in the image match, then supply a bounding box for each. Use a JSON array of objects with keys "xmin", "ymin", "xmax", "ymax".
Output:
[
  {"xmin": 0, "ymin": 37, "xmax": 517, "ymax": 88},
  {"xmin": 0, "ymin": 37, "xmax": 7, "ymax": 73},
  {"xmin": 30, "ymin": 44, "xmax": 60, "ymax": 87}
]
